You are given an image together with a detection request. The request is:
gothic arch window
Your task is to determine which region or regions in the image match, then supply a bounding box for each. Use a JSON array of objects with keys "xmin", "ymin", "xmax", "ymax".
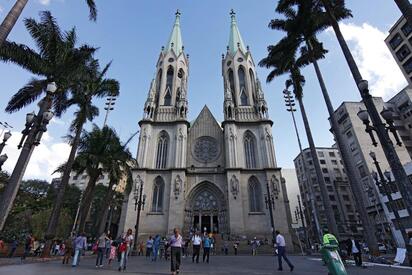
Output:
[
  {"xmin": 178, "ymin": 68, "xmax": 185, "ymax": 79},
  {"xmin": 249, "ymin": 68, "xmax": 256, "ymax": 100},
  {"xmin": 151, "ymin": 177, "xmax": 164, "ymax": 212},
  {"xmin": 248, "ymin": 177, "xmax": 262, "ymax": 212},
  {"xmin": 244, "ymin": 131, "xmax": 257, "ymax": 168},
  {"xmin": 156, "ymin": 69, "xmax": 163, "ymax": 105},
  {"xmin": 164, "ymin": 66, "xmax": 174, "ymax": 106},
  {"xmin": 156, "ymin": 131, "xmax": 169, "ymax": 169},
  {"xmin": 228, "ymin": 69, "xmax": 236, "ymax": 102},
  {"xmin": 238, "ymin": 66, "xmax": 248, "ymax": 105}
]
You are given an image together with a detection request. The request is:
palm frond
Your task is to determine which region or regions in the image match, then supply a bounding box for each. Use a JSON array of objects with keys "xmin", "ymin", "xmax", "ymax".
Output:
[{"xmin": 5, "ymin": 78, "xmax": 47, "ymax": 113}]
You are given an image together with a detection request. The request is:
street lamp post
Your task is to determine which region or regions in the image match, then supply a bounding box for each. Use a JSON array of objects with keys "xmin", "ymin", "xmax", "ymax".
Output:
[
  {"xmin": 0, "ymin": 154, "xmax": 8, "ymax": 170},
  {"xmin": 356, "ymin": 89, "xmax": 412, "ymax": 228},
  {"xmin": 369, "ymin": 151, "xmax": 409, "ymax": 247},
  {"xmin": 103, "ymin": 95, "xmax": 117, "ymax": 127},
  {"xmin": 0, "ymin": 131, "xmax": 12, "ymax": 154},
  {"xmin": 132, "ymin": 177, "xmax": 146, "ymax": 255},
  {"xmin": 264, "ymin": 179, "xmax": 276, "ymax": 244},
  {"xmin": 0, "ymin": 82, "xmax": 57, "ymax": 231}
]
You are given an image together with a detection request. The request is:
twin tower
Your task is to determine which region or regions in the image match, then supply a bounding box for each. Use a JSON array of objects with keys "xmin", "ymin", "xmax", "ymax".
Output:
[{"xmin": 121, "ymin": 10, "xmax": 293, "ymax": 245}]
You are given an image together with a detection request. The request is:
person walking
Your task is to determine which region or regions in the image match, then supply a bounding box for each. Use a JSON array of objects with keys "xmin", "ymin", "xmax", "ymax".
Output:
[
  {"xmin": 21, "ymin": 233, "xmax": 32, "ymax": 260},
  {"xmin": 96, "ymin": 233, "xmax": 107, "ymax": 268},
  {"xmin": 251, "ymin": 237, "xmax": 259, "ymax": 256},
  {"xmin": 62, "ymin": 239, "xmax": 73, "ymax": 264},
  {"xmin": 202, "ymin": 233, "xmax": 211, "ymax": 263},
  {"xmin": 348, "ymin": 238, "xmax": 362, "ymax": 267},
  {"xmin": 8, "ymin": 239, "xmax": 18, "ymax": 257},
  {"xmin": 146, "ymin": 236, "xmax": 154, "ymax": 259},
  {"xmin": 72, "ymin": 233, "xmax": 87, "ymax": 267},
  {"xmin": 169, "ymin": 228, "xmax": 183, "ymax": 275},
  {"xmin": 275, "ymin": 230, "xmax": 294, "ymax": 271},
  {"xmin": 191, "ymin": 231, "xmax": 201, "ymax": 263},
  {"xmin": 233, "ymin": 240, "xmax": 239, "ymax": 256},
  {"xmin": 105, "ymin": 234, "xmax": 112, "ymax": 258},
  {"xmin": 108, "ymin": 241, "xmax": 117, "ymax": 266},
  {"xmin": 152, "ymin": 235, "xmax": 161, "ymax": 262},
  {"xmin": 118, "ymin": 238, "xmax": 128, "ymax": 271}
]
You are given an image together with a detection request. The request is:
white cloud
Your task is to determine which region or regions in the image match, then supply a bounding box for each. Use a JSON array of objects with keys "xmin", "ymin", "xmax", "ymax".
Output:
[
  {"xmin": 2, "ymin": 131, "xmax": 71, "ymax": 182},
  {"xmin": 39, "ymin": 0, "xmax": 52, "ymax": 5},
  {"xmin": 337, "ymin": 22, "xmax": 407, "ymax": 99}
]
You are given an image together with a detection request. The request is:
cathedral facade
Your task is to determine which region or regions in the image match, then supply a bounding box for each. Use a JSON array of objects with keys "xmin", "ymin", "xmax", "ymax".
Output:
[{"xmin": 120, "ymin": 10, "xmax": 293, "ymax": 247}]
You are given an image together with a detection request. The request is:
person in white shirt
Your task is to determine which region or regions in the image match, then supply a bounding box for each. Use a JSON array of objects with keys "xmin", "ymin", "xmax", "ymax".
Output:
[
  {"xmin": 275, "ymin": 230, "xmax": 294, "ymax": 271},
  {"xmin": 348, "ymin": 238, "xmax": 362, "ymax": 267},
  {"xmin": 191, "ymin": 232, "xmax": 202, "ymax": 263}
]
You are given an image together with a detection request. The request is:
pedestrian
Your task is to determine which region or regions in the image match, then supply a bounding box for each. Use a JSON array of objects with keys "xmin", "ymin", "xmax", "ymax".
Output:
[
  {"xmin": 105, "ymin": 234, "xmax": 112, "ymax": 258},
  {"xmin": 251, "ymin": 237, "xmax": 259, "ymax": 256},
  {"xmin": 223, "ymin": 241, "xmax": 229, "ymax": 255},
  {"xmin": 233, "ymin": 241, "xmax": 238, "ymax": 255},
  {"xmin": 146, "ymin": 235, "xmax": 154, "ymax": 258},
  {"xmin": 348, "ymin": 238, "xmax": 362, "ymax": 267},
  {"xmin": 8, "ymin": 239, "xmax": 18, "ymax": 258},
  {"xmin": 21, "ymin": 233, "xmax": 33, "ymax": 260},
  {"xmin": 169, "ymin": 228, "xmax": 183, "ymax": 275},
  {"xmin": 54, "ymin": 241, "xmax": 60, "ymax": 256},
  {"xmin": 191, "ymin": 231, "xmax": 201, "ymax": 263},
  {"xmin": 96, "ymin": 232, "xmax": 107, "ymax": 268},
  {"xmin": 108, "ymin": 241, "xmax": 117, "ymax": 266},
  {"xmin": 184, "ymin": 238, "xmax": 190, "ymax": 257},
  {"xmin": 72, "ymin": 233, "xmax": 87, "ymax": 267},
  {"xmin": 152, "ymin": 235, "xmax": 161, "ymax": 261},
  {"xmin": 275, "ymin": 230, "xmax": 294, "ymax": 271},
  {"xmin": 62, "ymin": 239, "xmax": 73, "ymax": 264},
  {"xmin": 118, "ymin": 238, "xmax": 128, "ymax": 271},
  {"xmin": 202, "ymin": 233, "xmax": 211, "ymax": 263}
]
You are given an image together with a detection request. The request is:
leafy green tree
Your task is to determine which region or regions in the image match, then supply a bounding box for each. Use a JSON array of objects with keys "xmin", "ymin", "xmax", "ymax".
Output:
[{"xmin": 31, "ymin": 208, "xmax": 72, "ymax": 240}]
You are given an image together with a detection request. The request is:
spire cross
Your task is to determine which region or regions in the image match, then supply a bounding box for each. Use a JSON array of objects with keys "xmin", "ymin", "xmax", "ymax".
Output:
[
  {"xmin": 230, "ymin": 9, "xmax": 236, "ymax": 16},
  {"xmin": 176, "ymin": 9, "xmax": 181, "ymax": 17}
]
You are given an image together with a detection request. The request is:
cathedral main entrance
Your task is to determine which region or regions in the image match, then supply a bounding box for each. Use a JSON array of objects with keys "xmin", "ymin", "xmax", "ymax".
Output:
[{"xmin": 183, "ymin": 181, "xmax": 228, "ymax": 235}]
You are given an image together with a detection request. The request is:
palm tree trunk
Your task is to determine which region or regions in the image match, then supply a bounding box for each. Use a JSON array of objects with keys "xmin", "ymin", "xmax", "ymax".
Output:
[
  {"xmin": 305, "ymin": 39, "xmax": 379, "ymax": 255},
  {"xmin": 296, "ymin": 95, "xmax": 340, "ymax": 238},
  {"xmin": 41, "ymin": 123, "xmax": 84, "ymax": 257},
  {"xmin": 0, "ymin": 0, "xmax": 29, "ymax": 47},
  {"xmin": 78, "ymin": 171, "xmax": 99, "ymax": 233},
  {"xmin": 394, "ymin": 0, "xmax": 412, "ymax": 26},
  {"xmin": 322, "ymin": 0, "xmax": 412, "ymax": 254},
  {"xmin": 96, "ymin": 179, "xmax": 116, "ymax": 236}
]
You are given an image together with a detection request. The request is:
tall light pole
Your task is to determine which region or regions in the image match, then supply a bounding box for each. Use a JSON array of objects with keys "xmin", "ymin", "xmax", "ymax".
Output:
[
  {"xmin": 0, "ymin": 82, "xmax": 57, "ymax": 231},
  {"xmin": 369, "ymin": 151, "xmax": 409, "ymax": 248},
  {"xmin": 132, "ymin": 176, "xmax": 146, "ymax": 255},
  {"xmin": 357, "ymin": 107, "xmax": 412, "ymax": 221},
  {"xmin": 103, "ymin": 95, "xmax": 117, "ymax": 127},
  {"xmin": 284, "ymin": 89, "xmax": 322, "ymax": 243}
]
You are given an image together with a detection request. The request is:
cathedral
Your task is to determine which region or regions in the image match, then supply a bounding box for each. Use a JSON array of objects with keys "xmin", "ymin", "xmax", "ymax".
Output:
[{"xmin": 119, "ymin": 10, "xmax": 293, "ymax": 247}]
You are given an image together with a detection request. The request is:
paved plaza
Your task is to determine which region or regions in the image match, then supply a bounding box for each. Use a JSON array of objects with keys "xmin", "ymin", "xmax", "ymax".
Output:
[{"xmin": 0, "ymin": 255, "xmax": 411, "ymax": 275}]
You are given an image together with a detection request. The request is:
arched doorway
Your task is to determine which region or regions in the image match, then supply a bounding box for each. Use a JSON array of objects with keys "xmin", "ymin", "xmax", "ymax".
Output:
[{"xmin": 183, "ymin": 182, "xmax": 228, "ymax": 235}]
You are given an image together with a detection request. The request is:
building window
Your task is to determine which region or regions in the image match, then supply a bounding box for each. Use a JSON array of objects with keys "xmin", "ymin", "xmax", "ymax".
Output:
[
  {"xmin": 402, "ymin": 22, "xmax": 412, "ymax": 37},
  {"xmin": 318, "ymin": 151, "xmax": 324, "ymax": 157},
  {"xmin": 244, "ymin": 131, "xmax": 257, "ymax": 168},
  {"xmin": 343, "ymin": 195, "xmax": 350, "ymax": 201},
  {"xmin": 403, "ymin": 56, "xmax": 412, "ymax": 73},
  {"xmin": 396, "ymin": 44, "xmax": 411, "ymax": 62},
  {"xmin": 358, "ymin": 165, "xmax": 367, "ymax": 178},
  {"xmin": 156, "ymin": 69, "xmax": 162, "ymax": 96},
  {"xmin": 228, "ymin": 69, "xmax": 236, "ymax": 102},
  {"xmin": 324, "ymin": 177, "xmax": 331, "ymax": 183},
  {"xmin": 156, "ymin": 131, "xmax": 169, "ymax": 169},
  {"xmin": 331, "ymin": 160, "xmax": 338, "ymax": 165},
  {"xmin": 320, "ymin": 159, "xmax": 326, "ymax": 164},
  {"xmin": 329, "ymin": 152, "xmax": 336, "ymax": 157},
  {"xmin": 322, "ymin": 168, "xmax": 328, "ymax": 174},
  {"xmin": 151, "ymin": 177, "xmax": 164, "ymax": 212},
  {"xmin": 164, "ymin": 67, "xmax": 174, "ymax": 106},
  {"xmin": 248, "ymin": 177, "xmax": 262, "ymax": 212},
  {"xmin": 238, "ymin": 66, "xmax": 248, "ymax": 105},
  {"xmin": 249, "ymin": 68, "xmax": 256, "ymax": 96},
  {"xmin": 389, "ymin": 33, "xmax": 403, "ymax": 50}
]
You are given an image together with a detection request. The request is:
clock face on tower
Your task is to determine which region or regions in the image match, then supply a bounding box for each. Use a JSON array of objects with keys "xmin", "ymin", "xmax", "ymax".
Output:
[{"xmin": 192, "ymin": 136, "xmax": 220, "ymax": 163}]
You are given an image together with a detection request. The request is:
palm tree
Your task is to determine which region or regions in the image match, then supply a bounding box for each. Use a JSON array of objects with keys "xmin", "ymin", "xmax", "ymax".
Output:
[
  {"xmin": 271, "ymin": 0, "xmax": 379, "ymax": 254},
  {"xmin": 0, "ymin": 11, "xmax": 95, "ymax": 231},
  {"xmin": 71, "ymin": 125, "xmax": 130, "ymax": 233},
  {"xmin": 394, "ymin": 0, "xmax": 412, "ymax": 26},
  {"xmin": 320, "ymin": 0, "xmax": 412, "ymax": 248},
  {"xmin": 260, "ymin": 39, "xmax": 340, "ymax": 238},
  {"xmin": 42, "ymin": 60, "xmax": 119, "ymax": 256},
  {"xmin": 0, "ymin": 0, "xmax": 97, "ymax": 47}
]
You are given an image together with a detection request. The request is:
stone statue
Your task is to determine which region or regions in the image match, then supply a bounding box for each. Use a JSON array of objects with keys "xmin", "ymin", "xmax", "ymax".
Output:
[
  {"xmin": 174, "ymin": 175, "xmax": 183, "ymax": 199},
  {"xmin": 230, "ymin": 175, "xmax": 239, "ymax": 199}
]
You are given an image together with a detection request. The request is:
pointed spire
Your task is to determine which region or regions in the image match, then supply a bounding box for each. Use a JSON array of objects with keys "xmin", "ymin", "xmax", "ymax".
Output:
[
  {"xmin": 228, "ymin": 9, "xmax": 246, "ymax": 55},
  {"xmin": 165, "ymin": 9, "xmax": 184, "ymax": 56}
]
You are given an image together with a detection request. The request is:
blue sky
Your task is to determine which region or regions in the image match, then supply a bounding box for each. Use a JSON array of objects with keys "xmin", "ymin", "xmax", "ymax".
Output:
[{"xmin": 0, "ymin": 0, "xmax": 407, "ymax": 181}]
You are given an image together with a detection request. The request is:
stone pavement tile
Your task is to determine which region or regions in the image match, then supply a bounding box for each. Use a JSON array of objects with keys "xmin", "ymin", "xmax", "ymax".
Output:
[{"xmin": 0, "ymin": 255, "xmax": 411, "ymax": 275}]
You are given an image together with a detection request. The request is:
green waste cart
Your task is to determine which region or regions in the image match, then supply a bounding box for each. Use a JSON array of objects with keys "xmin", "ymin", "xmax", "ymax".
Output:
[{"xmin": 320, "ymin": 245, "xmax": 347, "ymax": 275}]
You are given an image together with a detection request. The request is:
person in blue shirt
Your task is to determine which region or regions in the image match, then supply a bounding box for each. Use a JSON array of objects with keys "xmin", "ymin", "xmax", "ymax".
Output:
[
  {"xmin": 202, "ymin": 233, "xmax": 211, "ymax": 263},
  {"xmin": 152, "ymin": 235, "xmax": 161, "ymax": 262}
]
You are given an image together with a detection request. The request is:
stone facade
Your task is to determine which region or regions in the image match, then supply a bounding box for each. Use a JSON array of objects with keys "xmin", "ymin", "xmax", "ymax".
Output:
[{"xmin": 119, "ymin": 11, "xmax": 293, "ymax": 248}]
